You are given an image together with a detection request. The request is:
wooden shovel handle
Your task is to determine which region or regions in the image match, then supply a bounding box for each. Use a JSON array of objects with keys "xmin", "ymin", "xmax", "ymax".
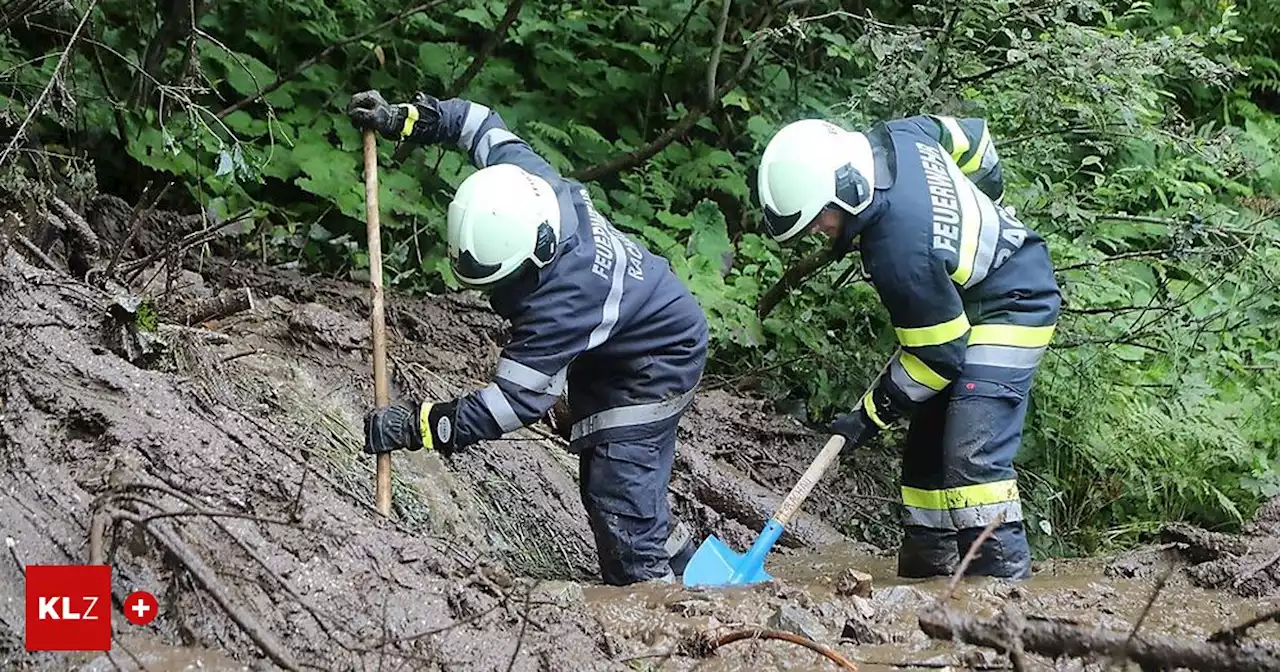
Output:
[
  {"xmin": 363, "ymin": 130, "xmax": 393, "ymax": 517},
  {"xmin": 774, "ymin": 434, "xmax": 846, "ymax": 526}
]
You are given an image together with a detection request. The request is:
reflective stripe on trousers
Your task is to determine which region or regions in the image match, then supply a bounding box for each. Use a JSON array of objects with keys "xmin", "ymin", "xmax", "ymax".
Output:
[
  {"xmin": 901, "ymin": 479, "xmax": 1024, "ymax": 530},
  {"xmin": 570, "ymin": 386, "xmax": 698, "ymax": 442}
]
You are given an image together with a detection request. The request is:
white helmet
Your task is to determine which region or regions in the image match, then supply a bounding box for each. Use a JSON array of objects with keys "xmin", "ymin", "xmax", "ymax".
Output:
[
  {"xmin": 757, "ymin": 119, "xmax": 877, "ymax": 244},
  {"xmin": 447, "ymin": 163, "xmax": 561, "ymax": 288}
]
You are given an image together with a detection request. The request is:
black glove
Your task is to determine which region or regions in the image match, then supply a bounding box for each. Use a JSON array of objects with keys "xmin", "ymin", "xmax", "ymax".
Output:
[
  {"xmin": 364, "ymin": 397, "xmax": 461, "ymax": 457},
  {"xmin": 829, "ymin": 409, "xmax": 879, "ymax": 448},
  {"xmin": 346, "ymin": 90, "xmax": 442, "ymax": 143}
]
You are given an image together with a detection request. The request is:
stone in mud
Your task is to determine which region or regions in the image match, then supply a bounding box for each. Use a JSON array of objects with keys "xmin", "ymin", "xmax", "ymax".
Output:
[
  {"xmin": 848, "ymin": 595, "xmax": 875, "ymax": 621},
  {"xmin": 769, "ymin": 604, "xmax": 828, "ymax": 642},
  {"xmin": 870, "ymin": 584, "xmax": 930, "ymax": 611},
  {"xmin": 839, "ymin": 616, "xmax": 886, "ymax": 645},
  {"xmin": 834, "ymin": 567, "xmax": 873, "ymax": 597}
]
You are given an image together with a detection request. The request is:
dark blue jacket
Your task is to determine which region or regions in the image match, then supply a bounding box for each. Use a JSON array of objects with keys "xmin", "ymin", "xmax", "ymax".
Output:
[
  {"xmin": 428, "ymin": 99, "xmax": 708, "ymax": 449},
  {"xmin": 848, "ymin": 115, "xmax": 1062, "ymax": 430}
]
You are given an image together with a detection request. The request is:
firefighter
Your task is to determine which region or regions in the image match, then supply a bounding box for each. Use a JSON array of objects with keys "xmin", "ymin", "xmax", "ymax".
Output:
[
  {"xmin": 753, "ymin": 114, "xmax": 1062, "ymax": 578},
  {"xmin": 346, "ymin": 90, "xmax": 706, "ymax": 586}
]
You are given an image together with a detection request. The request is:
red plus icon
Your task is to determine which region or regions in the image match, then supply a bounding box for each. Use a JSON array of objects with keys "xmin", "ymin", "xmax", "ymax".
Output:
[{"xmin": 123, "ymin": 590, "xmax": 158, "ymax": 626}]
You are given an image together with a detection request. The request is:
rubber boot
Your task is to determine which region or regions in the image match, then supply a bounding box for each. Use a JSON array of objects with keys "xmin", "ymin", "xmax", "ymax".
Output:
[
  {"xmin": 956, "ymin": 521, "xmax": 1032, "ymax": 579},
  {"xmin": 667, "ymin": 520, "xmax": 696, "ymax": 578},
  {"xmin": 897, "ymin": 525, "xmax": 960, "ymax": 578}
]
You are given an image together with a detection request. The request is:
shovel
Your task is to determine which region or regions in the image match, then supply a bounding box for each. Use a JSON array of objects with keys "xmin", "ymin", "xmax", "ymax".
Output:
[
  {"xmin": 362, "ymin": 129, "xmax": 394, "ymax": 517},
  {"xmin": 683, "ymin": 434, "xmax": 847, "ymax": 587}
]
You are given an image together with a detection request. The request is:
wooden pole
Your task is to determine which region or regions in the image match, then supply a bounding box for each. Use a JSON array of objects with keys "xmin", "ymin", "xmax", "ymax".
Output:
[{"xmin": 362, "ymin": 130, "xmax": 393, "ymax": 517}]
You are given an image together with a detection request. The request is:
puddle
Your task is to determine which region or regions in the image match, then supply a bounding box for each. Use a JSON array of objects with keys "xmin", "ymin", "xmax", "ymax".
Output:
[{"xmin": 583, "ymin": 546, "xmax": 1280, "ymax": 671}]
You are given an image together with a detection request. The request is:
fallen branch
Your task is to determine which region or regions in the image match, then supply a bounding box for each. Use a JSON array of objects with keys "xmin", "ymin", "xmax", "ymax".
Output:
[
  {"xmin": 215, "ymin": 0, "xmax": 452, "ymax": 119},
  {"xmin": 14, "ymin": 232, "xmax": 62, "ymax": 272},
  {"xmin": 166, "ymin": 287, "xmax": 255, "ymax": 326},
  {"xmin": 0, "ymin": 0, "xmax": 99, "ymax": 169},
  {"xmin": 693, "ymin": 628, "xmax": 857, "ymax": 670},
  {"xmin": 945, "ymin": 513, "xmax": 1006, "ymax": 600},
  {"xmin": 756, "ymin": 247, "xmax": 838, "ymax": 320},
  {"xmin": 917, "ymin": 603, "xmax": 1280, "ymax": 672},
  {"xmin": 112, "ymin": 510, "xmax": 302, "ymax": 671},
  {"xmin": 1210, "ymin": 608, "xmax": 1280, "ymax": 645}
]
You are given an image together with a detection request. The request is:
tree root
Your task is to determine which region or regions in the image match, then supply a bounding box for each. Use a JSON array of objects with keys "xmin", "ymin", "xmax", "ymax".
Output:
[
  {"xmin": 689, "ymin": 628, "xmax": 858, "ymax": 670},
  {"xmin": 917, "ymin": 602, "xmax": 1280, "ymax": 672}
]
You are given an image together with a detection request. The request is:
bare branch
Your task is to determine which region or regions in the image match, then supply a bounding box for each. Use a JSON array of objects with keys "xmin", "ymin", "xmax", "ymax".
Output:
[
  {"xmin": 449, "ymin": 0, "xmax": 525, "ymax": 97},
  {"xmin": 569, "ymin": 3, "xmax": 780, "ymax": 182},
  {"xmin": 706, "ymin": 0, "xmax": 732, "ymax": 108},
  {"xmin": 756, "ymin": 247, "xmax": 838, "ymax": 320},
  {"xmin": 215, "ymin": 0, "xmax": 453, "ymax": 119},
  {"xmin": 0, "ymin": 0, "xmax": 100, "ymax": 169}
]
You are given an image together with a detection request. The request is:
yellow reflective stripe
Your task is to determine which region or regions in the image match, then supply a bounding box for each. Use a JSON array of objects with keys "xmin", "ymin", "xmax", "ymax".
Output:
[
  {"xmin": 969, "ymin": 324, "xmax": 1056, "ymax": 347},
  {"xmin": 418, "ymin": 401, "xmax": 435, "ymax": 451},
  {"xmin": 900, "ymin": 352, "xmax": 949, "ymax": 391},
  {"xmin": 895, "ymin": 312, "xmax": 970, "ymax": 347},
  {"xmin": 949, "ymin": 164, "xmax": 982, "ymax": 286},
  {"xmin": 862, "ymin": 391, "xmax": 889, "ymax": 430},
  {"xmin": 900, "ymin": 479, "xmax": 1020, "ymax": 510},
  {"xmin": 398, "ymin": 103, "xmax": 419, "ymax": 138},
  {"xmin": 961, "ymin": 125, "xmax": 992, "ymax": 173},
  {"xmin": 938, "ymin": 116, "xmax": 969, "ymax": 160}
]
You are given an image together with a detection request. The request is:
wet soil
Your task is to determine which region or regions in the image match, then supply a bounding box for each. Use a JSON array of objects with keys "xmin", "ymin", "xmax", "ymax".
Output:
[{"xmin": 1, "ymin": 197, "xmax": 1278, "ymax": 671}]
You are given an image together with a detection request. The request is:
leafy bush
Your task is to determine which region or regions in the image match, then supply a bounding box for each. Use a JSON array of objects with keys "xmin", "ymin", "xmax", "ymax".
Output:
[{"xmin": 1, "ymin": 0, "xmax": 1277, "ymax": 554}]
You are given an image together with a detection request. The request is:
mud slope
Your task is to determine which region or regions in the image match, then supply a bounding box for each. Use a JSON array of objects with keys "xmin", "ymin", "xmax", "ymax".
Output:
[
  {"xmin": 0, "ymin": 199, "xmax": 872, "ymax": 671},
  {"xmin": 4, "ymin": 194, "xmax": 1279, "ymax": 672}
]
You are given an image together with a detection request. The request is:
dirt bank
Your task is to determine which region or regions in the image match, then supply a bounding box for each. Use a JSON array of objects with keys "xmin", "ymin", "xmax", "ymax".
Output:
[{"xmin": 1, "ymin": 194, "xmax": 1278, "ymax": 672}]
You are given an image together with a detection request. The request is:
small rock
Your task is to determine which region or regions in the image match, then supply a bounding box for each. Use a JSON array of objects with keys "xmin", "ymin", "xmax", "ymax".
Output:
[
  {"xmin": 665, "ymin": 596, "xmax": 714, "ymax": 617},
  {"xmin": 769, "ymin": 604, "xmax": 828, "ymax": 642},
  {"xmin": 870, "ymin": 584, "xmax": 929, "ymax": 611},
  {"xmin": 849, "ymin": 595, "xmax": 875, "ymax": 621},
  {"xmin": 839, "ymin": 616, "xmax": 886, "ymax": 645},
  {"xmin": 835, "ymin": 568, "xmax": 873, "ymax": 598}
]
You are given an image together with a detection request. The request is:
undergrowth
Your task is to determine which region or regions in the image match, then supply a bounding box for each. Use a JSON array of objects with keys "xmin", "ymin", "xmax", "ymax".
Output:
[{"xmin": 1, "ymin": 0, "xmax": 1278, "ymax": 557}]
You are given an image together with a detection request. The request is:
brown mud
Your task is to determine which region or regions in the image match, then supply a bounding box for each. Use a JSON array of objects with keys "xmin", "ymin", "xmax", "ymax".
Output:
[{"xmin": 0, "ymin": 195, "xmax": 1278, "ymax": 671}]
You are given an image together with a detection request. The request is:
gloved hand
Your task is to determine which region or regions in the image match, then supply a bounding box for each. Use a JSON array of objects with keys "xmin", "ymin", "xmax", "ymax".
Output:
[
  {"xmin": 828, "ymin": 409, "xmax": 878, "ymax": 448},
  {"xmin": 364, "ymin": 397, "xmax": 460, "ymax": 457},
  {"xmin": 346, "ymin": 90, "xmax": 442, "ymax": 142},
  {"xmin": 542, "ymin": 396, "xmax": 573, "ymax": 442}
]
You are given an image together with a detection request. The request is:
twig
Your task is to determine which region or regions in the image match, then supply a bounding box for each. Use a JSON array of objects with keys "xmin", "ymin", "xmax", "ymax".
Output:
[
  {"xmin": 14, "ymin": 233, "xmax": 62, "ymax": 271},
  {"xmin": 215, "ymin": 0, "xmax": 452, "ymax": 119},
  {"xmin": 569, "ymin": 3, "xmax": 778, "ymax": 182},
  {"xmin": 118, "ymin": 210, "xmax": 252, "ymax": 283},
  {"xmin": 503, "ymin": 581, "xmax": 538, "ymax": 672},
  {"xmin": 945, "ymin": 512, "xmax": 1007, "ymax": 600},
  {"xmin": 111, "ymin": 510, "xmax": 302, "ymax": 671},
  {"xmin": 706, "ymin": 0, "xmax": 732, "ymax": 108},
  {"xmin": 757, "ymin": 247, "xmax": 838, "ymax": 319},
  {"xmin": 0, "ymin": 0, "xmax": 99, "ymax": 169},
  {"xmin": 1209, "ymin": 608, "xmax": 1280, "ymax": 645},
  {"xmin": 698, "ymin": 628, "xmax": 858, "ymax": 670},
  {"xmin": 448, "ymin": 0, "xmax": 524, "ymax": 96},
  {"xmin": 1112, "ymin": 564, "xmax": 1174, "ymax": 670},
  {"xmin": 105, "ymin": 181, "xmax": 172, "ymax": 278}
]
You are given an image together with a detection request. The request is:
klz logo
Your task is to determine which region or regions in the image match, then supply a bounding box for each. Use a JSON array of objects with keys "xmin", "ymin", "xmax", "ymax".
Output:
[{"xmin": 26, "ymin": 565, "xmax": 111, "ymax": 651}]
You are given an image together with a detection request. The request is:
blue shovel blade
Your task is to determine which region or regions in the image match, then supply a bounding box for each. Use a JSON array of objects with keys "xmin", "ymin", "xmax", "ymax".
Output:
[{"xmin": 682, "ymin": 520, "xmax": 785, "ymax": 587}]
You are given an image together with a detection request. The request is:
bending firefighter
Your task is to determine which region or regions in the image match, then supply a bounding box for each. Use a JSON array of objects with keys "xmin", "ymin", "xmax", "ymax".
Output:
[
  {"xmin": 347, "ymin": 91, "xmax": 707, "ymax": 586},
  {"xmin": 754, "ymin": 114, "xmax": 1062, "ymax": 578}
]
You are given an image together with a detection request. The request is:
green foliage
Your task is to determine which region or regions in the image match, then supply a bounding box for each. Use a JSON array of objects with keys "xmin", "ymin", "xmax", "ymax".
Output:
[{"xmin": 2, "ymin": 0, "xmax": 1278, "ymax": 556}]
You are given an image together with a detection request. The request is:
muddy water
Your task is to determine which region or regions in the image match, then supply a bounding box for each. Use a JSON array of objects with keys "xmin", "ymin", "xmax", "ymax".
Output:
[{"xmin": 581, "ymin": 546, "xmax": 1280, "ymax": 671}]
